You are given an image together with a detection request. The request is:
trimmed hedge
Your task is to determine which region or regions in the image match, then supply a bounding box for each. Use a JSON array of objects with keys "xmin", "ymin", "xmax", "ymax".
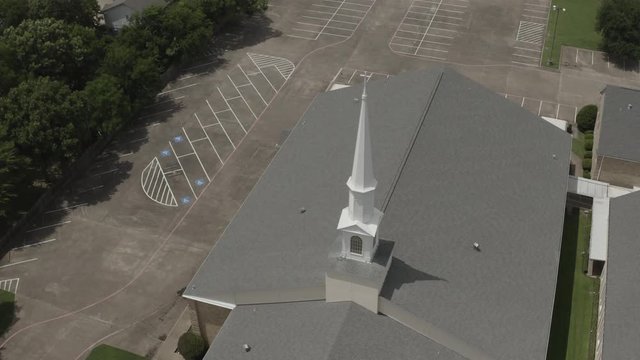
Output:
[
  {"xmin": 584, "ymin": 151, "xmax": 593, "ymax": 159},
  {"xmin": 584, "ymin": 139, "xmax": 593, "ymax": 151},
  {"xmin": 583, "ymin": 159, "xmax": 592, "ymax": 170},
  {"xmin": 577, "ymin": 105, "xmax": 598, "ymax": 132},
  {"xmin": 584, "ymin": 133, "xmax": 594, "ymax": 141},
  {"xmin": 177, "ymin": 331, "xmax": 207, "ymax": 360},
  {"xmin": 584, "ymin": 170, "xmax": 591, "ymax": 179}
]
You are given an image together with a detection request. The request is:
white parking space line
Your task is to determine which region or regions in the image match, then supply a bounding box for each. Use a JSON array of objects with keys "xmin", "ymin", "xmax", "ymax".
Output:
[
  {"xmin": 194, "ymin": 113, "xmax": 223, "ymax": 164},
  {"xmin": 207, "ymin": 99, "xmax": 237, "ymax": 149},
  {"xmin": 237, "ymin": 65, "xmax": 270, "ymax": 106},
  {"xmin": 89, "ymin": 168, "xmax": 119, "ymax": 177},
  {"xmin": 0, "ymin": 278, "xmax": 19, "ymax": 293},
  {"xmin": 45, "ymin": 204, "xmax": 87, "ymax": 214},
  {"xmin": 157, "ymin": 83, "xmax": 199, "ymax": 96},
  {"xmin": 0, "ymin": 258, "xmax": 38, "ymax": 269},
  {"xmin": 220, "ymin": 82, "xmax": 254, "ymax": 127},
  {"xmin": 78, "ymin": 185, "xmax": 104, "ymax": 194},
  {"xmin": 26, "ymin": 221, "xmax": 71, "ymax": 233},
  {"xmin": 289, "ymin": 0, "xmax": 374, "ymax": 40},
  {"xmin": 390, "ymin": 0, "xmax": 466, "ymax": 59},
  {"xmin": 182, "ymin": 127, "xmax": 211, "ymax": 181},
  {"xmin": 14, "ymin": 239, "xmax": 57, "ymax": 250},
  {"xmin": 168, "ymin": 141, "xmax": 198, "ymax": 199},
  {"xmin": 144, "ymin": 96, "xmax": 185, "ymax": 109}
]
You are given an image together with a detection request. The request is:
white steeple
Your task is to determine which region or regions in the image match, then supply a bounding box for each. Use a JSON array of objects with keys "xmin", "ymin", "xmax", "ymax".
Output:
[{"xmin": 337, "ymin": 74, "xmax": 384, "ymax": 263}]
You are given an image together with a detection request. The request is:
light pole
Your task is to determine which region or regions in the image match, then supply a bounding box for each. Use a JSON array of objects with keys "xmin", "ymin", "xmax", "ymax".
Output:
[{"xmin": 548, "ymin": 4, "xmax": 566, "ymax": 66}]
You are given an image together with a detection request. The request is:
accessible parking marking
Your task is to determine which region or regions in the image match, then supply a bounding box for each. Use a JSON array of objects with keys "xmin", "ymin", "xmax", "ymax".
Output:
[{"xmin": 142, "ymin": 54, "xmax": 295, "ymax": 207}]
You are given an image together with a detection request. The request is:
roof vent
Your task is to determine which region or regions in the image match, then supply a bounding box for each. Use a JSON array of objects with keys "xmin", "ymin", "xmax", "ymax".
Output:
[
  {"xmin": 243, "ymin": 344, "xmax": 251, "ymax": 352},
  {"xmin": 473, "ymin": 242, "xmax": 480, "ymax": 251},
  {"xmin": 299, "ymin": 207, "xmax": 306, "ymax": 214},
  {"xmin": 628, "ymin": 103, "xmax": 633, "ymax": 110}
]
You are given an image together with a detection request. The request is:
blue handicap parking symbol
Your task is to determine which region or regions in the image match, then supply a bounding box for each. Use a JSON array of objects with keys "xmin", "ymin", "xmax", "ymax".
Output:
[
  {"xmin": 181, "ymin": 196, "xmax": 192, "ymax": 205},
  {"xmin": 173, "ymin": 135, "xmax": 184, "ymax": 143},
  {"xmin": 160, "ymin": 149, "xmax": 171, "ymax": 157},
  {"xmin": 194, "ymin": 179, "xmax": 206, "ymax": 187}
]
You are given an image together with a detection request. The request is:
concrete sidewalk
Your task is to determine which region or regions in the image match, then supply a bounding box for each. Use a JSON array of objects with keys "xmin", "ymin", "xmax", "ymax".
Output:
[{"xmin": 154, "ymin": 305, "xmax": 190, "ymax": 360}]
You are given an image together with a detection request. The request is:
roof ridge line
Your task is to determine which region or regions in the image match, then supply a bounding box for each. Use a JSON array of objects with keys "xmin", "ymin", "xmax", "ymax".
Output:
[
  {"xmin": 378, "ymin": 297, "xmax": 496, "ymax": 360},
  {"xmin": 381, "ymin": 70, "xmax": 444, "ymax": 212}
]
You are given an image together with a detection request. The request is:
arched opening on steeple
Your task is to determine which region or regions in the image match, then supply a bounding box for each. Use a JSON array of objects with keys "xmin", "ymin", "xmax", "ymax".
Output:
[{"xmin": 350, "ymin": 236, "xmax": 363, "ymax": 255}]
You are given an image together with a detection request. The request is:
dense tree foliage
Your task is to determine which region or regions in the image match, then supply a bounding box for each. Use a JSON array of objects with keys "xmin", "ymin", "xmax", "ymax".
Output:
[
  {"xmin": 1, "ymin": 18, "xmax": 101, "ymax": 88},
  {"xmin": 27, "ymin": 0, "xmax": 100, "ymax": 27},
  {"xmin": 0, "ymin": 0, "xmax": 267, "ymax": 228},
  {"xmin": 597, "ymin": 0, "xmax": 640, "ymax": 61},
  {"xmin": 576, "ymin": 104, "xmax": 598, "ymax": 132},
  {"xmin": 0, "ymin": 78, "xmax": 85, "ymax": 175}
]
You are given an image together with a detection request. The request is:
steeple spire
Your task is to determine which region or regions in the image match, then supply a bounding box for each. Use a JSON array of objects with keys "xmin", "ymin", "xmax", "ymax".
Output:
[
  {"xmin": 347, "ymin": 76, "xmax": 377, "ymax": 192},
  {"xmin": 336, "ymin": 74, "xmax": 384, "ymax": 263}
]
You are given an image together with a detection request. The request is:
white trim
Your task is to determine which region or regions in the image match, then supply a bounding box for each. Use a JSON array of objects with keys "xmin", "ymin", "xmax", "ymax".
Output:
[{"xmin": 182, "ymin": 294, "xmax": 237, "ymax": 309}]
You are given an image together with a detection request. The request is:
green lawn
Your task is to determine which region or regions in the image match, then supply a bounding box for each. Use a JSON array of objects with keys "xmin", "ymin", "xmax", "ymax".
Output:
[
  {"xmin": 547, "ymin": 210, "xmax": 599, "ymax": 360},
  {"xmin": 542, "ymin": 0, "xmax": 603, "ymax": 67},
  {"xmin": 571, "ymin": 132, "xmax": 585, "ymax": 158},
  {"xmin": 85, "ymin": 345, "xmax": 145, "ymax": 360},
  {"xmin": 0, "ymin": 289, "xmax": 16, "ymax": 337}
]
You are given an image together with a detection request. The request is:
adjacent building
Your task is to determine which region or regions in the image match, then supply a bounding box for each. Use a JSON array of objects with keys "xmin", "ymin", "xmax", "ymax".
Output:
[
  {"xmin": 593, "ymin": 85, "xmax": 640, "ymax": 187},
  {"xmin": 101, "ymin": 0, "xmax": 165, "ymax": 30},
  {"xmin": 184, "ymin": 68, "xmax": 574, "ymax": 359}
]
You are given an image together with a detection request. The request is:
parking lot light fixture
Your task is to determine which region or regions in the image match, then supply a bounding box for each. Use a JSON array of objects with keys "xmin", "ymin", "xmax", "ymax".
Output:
[{"xmin": 548, "ymin": 5, "xmax": 566, "ymax": 66}]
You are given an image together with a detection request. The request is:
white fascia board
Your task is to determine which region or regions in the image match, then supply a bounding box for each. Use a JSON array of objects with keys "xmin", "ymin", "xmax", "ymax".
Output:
[{"xmin": 182, "ymin": 294, "xmax": 237, "ymax": 310}]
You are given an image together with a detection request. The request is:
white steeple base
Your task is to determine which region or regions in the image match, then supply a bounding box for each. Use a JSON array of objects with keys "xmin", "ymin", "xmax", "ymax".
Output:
[{"xmin": 337, "ymin": 206, "xmax": 383, "ymax": 262}]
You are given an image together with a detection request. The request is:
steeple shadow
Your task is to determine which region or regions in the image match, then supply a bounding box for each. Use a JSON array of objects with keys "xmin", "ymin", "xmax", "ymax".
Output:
[{"xmin": 380, "ymin": 257, "xmax": 446, "ymax": 299}]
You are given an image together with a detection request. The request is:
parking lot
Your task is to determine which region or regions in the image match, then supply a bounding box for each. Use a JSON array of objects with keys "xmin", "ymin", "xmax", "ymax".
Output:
[
  {"xmin": 287, "ymin": 0, "xmax": 375, "ymax": 40},
  {"xmin": 561, "ymin": 46, "xmax": 640, "ymax": 79},
  {"xmin": 500, "ymin": 92, "xmax": 577, "ymax": 122},
  {"xmin": 389, "ymin": 0, "xmax": 469, "ymax": 61},
  {"xmin": 141, "ymin": 53, "xmax": 295, "ymax": 206},
  {"xmin": 511, "ymin": 0, "xmax": 549, "ymax": 67}
]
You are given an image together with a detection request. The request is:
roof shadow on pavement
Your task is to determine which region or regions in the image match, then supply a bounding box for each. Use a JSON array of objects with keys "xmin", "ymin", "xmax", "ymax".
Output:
[
  {"xmin": 177, "ymin": 13, "xmax": 282, "ymax": 75},
  {"xmin": 380, "ymin": 257, "xmax": 447, "ymax": 300}
]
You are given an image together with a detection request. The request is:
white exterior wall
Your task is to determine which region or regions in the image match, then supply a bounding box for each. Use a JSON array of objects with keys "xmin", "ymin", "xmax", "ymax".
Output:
[
  {"xmin": 103, "ymin": 5, "xmax": 134, "ymax": 30},
  {"xmin": 325, "ymin": 273, "xmax": 379, "ymax": 313},
  {"xmin": 594, "ymin": 264, "xmax": 607, "ymax": 360}
]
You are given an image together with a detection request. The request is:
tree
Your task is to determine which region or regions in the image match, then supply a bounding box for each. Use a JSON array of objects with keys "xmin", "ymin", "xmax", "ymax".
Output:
[
  {"xmin": 576, "ymin": 104, "xmax": 598, "ymax": 132},
  {"xmin": 100, "ymin": 41, "xmax": 163, "ymax": 110},
  {"xmin": 177, "ymin": 331, "xmax": 207, "ymax": 360},
  {"xmin": 0, "ymin": 41, "xmax": 20, "ymax": 95},
  {"xmin": 27, "ymin": 0, "xmax": 100, "ymax": 28},
  {"xmin": 597, "ymin": 0, "xmax": 640, "ymax": 61},
  {"xmin": 0, "ymin": 126, "xmax": 28, "ymax": 218},
  {"xmin": 0, "ymin": 77, "xmax": 86, "ymax": 177},
  {"xmin": 1, "ymin": 18, "xmax": 101, "ymax": 88},
  {"xmin": 0, "ymin": 0, "xmax": 29, "ymax": 32},
  {"xmin": 128, "ymin": 2, "xmax": 212, "ymax": 64},
  {"xmin": 80, "ymin": 74, "xmax": 132, "ymax": 137}
]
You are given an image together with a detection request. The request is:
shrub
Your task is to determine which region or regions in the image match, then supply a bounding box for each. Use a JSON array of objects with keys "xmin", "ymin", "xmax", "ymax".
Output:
[
  {"xmin": 177, "ymin": 330, "xmax": 207, "ymax": 360},
  {"xmin": 584, "ymin": 133, "xmax": 594, "ymax": 141},
  {"xmin": 583, "ymin": 159, "xmax": 592, "ymax": 170},
  {"xmin": 585, "ymin": 151, "xmax": 593, "ymax": 159},
  {"xmin": 584, "ymin": 130, "xmax": 594, "ymax": 135},
  {"xmin": 585, "ymin": 139, "xmax": 594, "ymax": 151},
  {"xmin": 576, "ymin": 105, "xmax": 598, "ymax": 132},
  {"xmin": 584, "ymin": 170, "xmax": 591, "ymax": 179}
]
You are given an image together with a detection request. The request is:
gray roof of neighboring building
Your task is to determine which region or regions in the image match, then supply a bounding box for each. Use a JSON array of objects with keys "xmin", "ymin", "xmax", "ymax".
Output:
[
  {"xmin": 186, "ymin": 68, "xmax": 571, "ymax": 359},
  {"xmin": 205, "ymin": 301, "xmax": 467, "ymax": 360},
  {"xmin": 598, "ymin": 85, "xmax": 640, "ymax": 162},
  {"xmin": 601, "ymin": 190, "xmax": 640, "ymax": 360}
]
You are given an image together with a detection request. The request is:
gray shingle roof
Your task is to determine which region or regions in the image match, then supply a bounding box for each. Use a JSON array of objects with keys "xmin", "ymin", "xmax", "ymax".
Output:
[
  {"xmin": 186, "ymin": 68, "xmax": 571, "ymax": 359},
  {"xmin": 205, "ymin": 301, "xmax": 467, "ymax": 360},
  {"xmin": 601, "ymin": 190, "xmax": 640, "ymax": 359},
  {"xmin": 598, "ymin": 85, "xmax": 640, "ymax": 162}
]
